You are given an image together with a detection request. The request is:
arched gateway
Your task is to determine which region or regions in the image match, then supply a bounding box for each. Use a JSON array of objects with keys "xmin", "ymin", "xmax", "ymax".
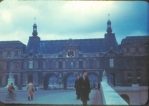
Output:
[{"xmin": 43, "ymin": 73, "xmax": 58, "ymax": 90}]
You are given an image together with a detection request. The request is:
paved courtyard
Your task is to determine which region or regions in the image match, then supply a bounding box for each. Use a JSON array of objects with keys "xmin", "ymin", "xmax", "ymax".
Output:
[{"xmin": 0, "ymin": 90, "xmax": 103, "ymax": 105}]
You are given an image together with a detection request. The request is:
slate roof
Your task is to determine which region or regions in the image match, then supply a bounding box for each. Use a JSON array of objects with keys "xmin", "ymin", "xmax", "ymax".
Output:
[
  {"xmin": 39, "ymin": 38, "xmax": 106, "ymax": 54},
  {"xmin": 0, "ymin": 41, "xmax": 26, "ymax": 51},
  {"xmin": 121, "ymin": 36, "xmax": 149, "ymax": 45}
]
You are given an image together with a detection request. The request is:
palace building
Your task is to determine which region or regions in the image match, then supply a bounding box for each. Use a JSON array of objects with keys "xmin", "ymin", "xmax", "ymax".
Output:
[{"xmin": 0, "ymin": 20, "xmax": 148, "ymax": 90}]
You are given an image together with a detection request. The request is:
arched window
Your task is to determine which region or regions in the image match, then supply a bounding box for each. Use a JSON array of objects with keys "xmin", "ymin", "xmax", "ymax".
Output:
[
  {"xmin": 49, "ymin": 75, "xmax": 58, "ymax": 89},
  {"xmin": 88, "ymin": 74, "xmax": 98, "ymax": 89},
  {"xmin": 67, "ymin": 75, "xmax": 75, "ymax": 88}
]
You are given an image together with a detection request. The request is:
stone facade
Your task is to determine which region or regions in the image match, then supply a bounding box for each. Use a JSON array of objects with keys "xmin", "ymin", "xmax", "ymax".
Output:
[{"xmin": 0, "ymin": 20, "xmax": 148, "ymax": 90}]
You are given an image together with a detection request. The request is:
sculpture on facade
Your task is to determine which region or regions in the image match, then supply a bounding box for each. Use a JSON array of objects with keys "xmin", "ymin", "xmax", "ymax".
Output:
[{"xmin": 102, "ymin": 70, "xmax": 106, "ymax": 77}]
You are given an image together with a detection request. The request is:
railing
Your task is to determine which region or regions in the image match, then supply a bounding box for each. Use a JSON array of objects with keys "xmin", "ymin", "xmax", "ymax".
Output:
[{"xmin": 100, "ymin": 76, "xmax": 128, "ymax": 105}]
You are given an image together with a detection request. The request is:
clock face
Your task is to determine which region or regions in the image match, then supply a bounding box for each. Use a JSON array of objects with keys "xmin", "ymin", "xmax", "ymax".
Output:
[{"xmin": 66, "ymin": 50, "xmax": 75, "ymax": 57}]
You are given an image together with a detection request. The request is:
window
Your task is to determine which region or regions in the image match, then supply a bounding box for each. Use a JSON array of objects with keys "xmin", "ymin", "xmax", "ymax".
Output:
[
  {"xmin": 89, "ymin": 59, "xmax": 93, "ymax": 69},
  {"xmin": 135, "ymin": 47, "xmax": 139, "ymax": 52},
  {"xmin": 7, "ymin": 62, "xmax": 10, "ymax": 70},
  {"xmin": 79, "ymin": 61, "xmax": 83, "ymax": 68},
  {"xmin": 59, "ymin": 61, "xmax": 62, "ymax": 69},
  {"xmin": 0, "ymin": 51, "xmax": 2, "ymax": 55},
  {"xmin": 23, "ymin": 61, "xmax": 27, "ymax": 69},
  {"xmin": 109, "ymin": 59, "xmax": 114, "ymax": 67},
  {"xmin": 15, "ymin": 51, "xmax": 19, "ymax": 55},
  {"xmin": 59, "ymin": 55, "xmax": 63, "ymax": 58},
  {"xmin": 14, "ymin": 62, "xmax": 20, "ymax": 69},
  {"xmin": 49, "ymin": 60, "xmax": 53, "ymax": 69},
  {"xmin": 29, "ymin": 61, "xmax": 33, "ymax": 69},
  {"xmin": 127, "ymin": 73, "xmax": 132, "ymax": 83},
  {"xmin": 145, "ymin": 47, "xmax": 148, "ymax": 52},
  {"xmin": 70, "ymin": 62, "xmax": 73, "ymax": 68},
  {"xmin": 137, "ymin": 73, "xmax": 141, "ymax": 83},
  {"xmin": 7, "ymin": 51, "xmax": 10, "ymax": 55},
  {"xmin": 38, "ymin": 61, "xmax": 42, "ymax": 69},
  {"xmin": 42, "ymin": 61, "xmax": 46, "ymax": 69},
  {"xmin": 126, "ymin": 47, "xmax": 130, "ymax": 52}
]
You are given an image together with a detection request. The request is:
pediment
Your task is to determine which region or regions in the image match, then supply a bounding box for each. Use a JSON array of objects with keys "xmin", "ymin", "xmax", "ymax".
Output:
[
  {"xmin": 24, "ymin": 51, "xmax": 38, "ymax": 58},
  {"xmin": 103, "ymin": 49, "xmax": 120, "ymax": 57}
]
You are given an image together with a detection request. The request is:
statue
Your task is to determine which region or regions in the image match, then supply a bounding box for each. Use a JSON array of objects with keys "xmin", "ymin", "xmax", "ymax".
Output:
[
  {"xmin": 4, "ymin": 72, "xmax": 18, "ymax": 90},
  {"xmin": 102, "ymin": 70, "xmax": 106, "ymax": 77}
]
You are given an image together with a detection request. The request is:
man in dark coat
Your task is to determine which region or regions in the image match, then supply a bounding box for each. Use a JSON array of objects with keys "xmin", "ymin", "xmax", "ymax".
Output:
[
  {"xmin": 74, "ymin": 75, "xmax": 80, "ymax": 99},
  {"xmin": 79, "ymin": 71, "xmax": 90, "ymax": 106}
]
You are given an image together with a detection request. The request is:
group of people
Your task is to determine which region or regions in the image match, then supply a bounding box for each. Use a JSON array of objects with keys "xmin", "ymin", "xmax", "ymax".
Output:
[
  {"xmin": 8, "ymin": 81, "xmax": 35, "ymax": 101},
  {"xmin": 74, "ymin": 71, "xmax": 100, "ymax": 106},
  {"xmin": 8, "ymin": 71, "xmax": 100, "ymax": 105}
]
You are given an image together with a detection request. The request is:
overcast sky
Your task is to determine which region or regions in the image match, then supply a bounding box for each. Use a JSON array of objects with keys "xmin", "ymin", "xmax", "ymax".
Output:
[{"xmin": 0, "ymin": 1, "xmax": 148, "ymax": 45}]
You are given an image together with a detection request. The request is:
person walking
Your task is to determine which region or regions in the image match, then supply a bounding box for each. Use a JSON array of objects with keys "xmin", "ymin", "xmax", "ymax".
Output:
[
  {"xmin": 79, "ymin": 71, "xmax": 90, "ymax": 106},
  {"xmin": 27, "ymin": 81, "xmax": 35, "ymax": 101},
  {"xmin": 8, "ymin": 83, "xmax": 15, "ymax": 99},
  {"xmin": 74, "ymin": 75, "xmax": 80, "ymax": 99}
]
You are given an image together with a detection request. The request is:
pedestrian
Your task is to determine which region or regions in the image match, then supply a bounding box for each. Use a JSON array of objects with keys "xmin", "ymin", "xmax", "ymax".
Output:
[
  {"xmin": 27, "ymin": 81, "xmax": 35, "ymax": 101},
  {"xmin": 98, "ymin": 81, "xmax": 100, "ymax": 90},
  {"xmin": 74, "ymin": 75, "xmax": 80, "ymax": 100},
  {"xmin": 8, "ymin": 83, "xmax": 15, "ymax": 99},
  {"xmin": 79, "ymin": 71, "xmax": 91, "ymax": 106}
]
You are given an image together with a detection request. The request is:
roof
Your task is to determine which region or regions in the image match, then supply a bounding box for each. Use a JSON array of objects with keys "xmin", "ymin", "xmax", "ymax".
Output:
[
  {"xmin": 0, "ymin": 41, "xmax": 26, "ymax": 49},
  {"xmin": 39, "ymin": 38, "xmax": 106, "ymax": 54},
  {"xmin": 121, "ymin": 36, "xmax": 149, "ymax": 45}
]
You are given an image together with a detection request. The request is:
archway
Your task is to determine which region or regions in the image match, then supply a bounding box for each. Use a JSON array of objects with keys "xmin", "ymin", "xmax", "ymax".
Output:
[
  {"xmin": 43, "ymin": 73, "xmax": 58, "ymax": 90},
  {"xmin": 63, "ymin": 72, "xmax": 76, "ymax": 90},
  {"xmin": 109, "ymin": 73, "xmax": 115, "ymax": 87},
  {"xmin": 88, "ymin": 72, "xmax": 99, "ymax": 89},
  {"xmin": 28, "ymin": 75, "xmax": 33, "ymax": 84},
  {"xmin": 120, "ymin": 94, "xmax": 130, "ymax": 104}
]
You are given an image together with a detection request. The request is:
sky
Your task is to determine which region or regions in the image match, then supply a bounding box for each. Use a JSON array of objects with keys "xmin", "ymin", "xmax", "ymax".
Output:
[{"xmin": 0, "ymin": 1, "xmax": 148, "ymax": 45}]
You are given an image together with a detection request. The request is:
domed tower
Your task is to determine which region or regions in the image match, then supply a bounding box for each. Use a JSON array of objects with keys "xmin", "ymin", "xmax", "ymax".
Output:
[
  {"xmin": 104, "ymin": 17, "xmax": 118, "ymax": 52},
  {"xmin": 32, "ymin": 23, "xmax": 38, "ymax": 37},
  {"xmin": 26, "ymin": 21, "xmax": 40, "ymax": 54},
  {"xmin": 107, "ymin": 20, "xmax": 112, "ymax": 33}
]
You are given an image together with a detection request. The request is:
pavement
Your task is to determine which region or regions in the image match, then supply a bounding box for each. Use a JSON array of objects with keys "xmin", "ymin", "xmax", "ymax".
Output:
[{"xmin": 0, "ymin": 90, "xmax": 103, "ymax": 105}]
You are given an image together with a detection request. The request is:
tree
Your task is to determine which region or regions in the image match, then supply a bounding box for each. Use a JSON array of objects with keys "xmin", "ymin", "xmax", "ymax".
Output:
[{"xmin": 0, "ymin": 0, "xmax": 3, "ymax": 3}]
